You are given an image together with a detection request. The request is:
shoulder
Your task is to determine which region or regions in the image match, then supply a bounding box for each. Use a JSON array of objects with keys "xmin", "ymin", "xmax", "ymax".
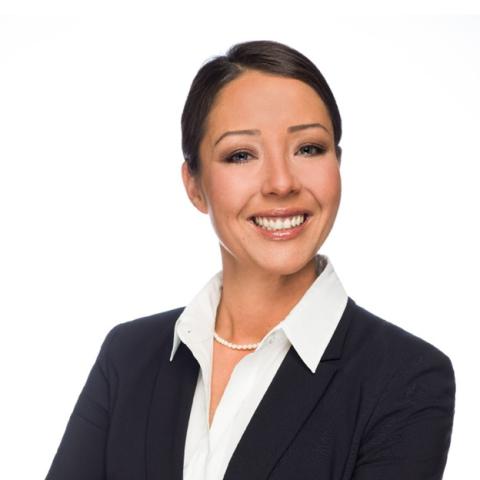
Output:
[
  {"xmin": 111, "ymin": 306, "xmax": 185, "ymax": 341},
  {"xmin": 97, "ymin": 306, "xmax": 186, "ymax": 365},
  {"xmin": 345, "ymin": 298, "xmax": 454, "ymax": 383},
  {"xmin": 343, "ymin": 301, "xmax": 456, "ymax": 473}
]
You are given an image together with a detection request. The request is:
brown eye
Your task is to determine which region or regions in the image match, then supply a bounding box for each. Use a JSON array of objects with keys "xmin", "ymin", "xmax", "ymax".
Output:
[
  {"xmin": 297, "ymin": 144, "xmax": 326, "ymax": 156},
  {"xmin": 225, "ymin": 150, "xmax": 253, "ymax": 163}
]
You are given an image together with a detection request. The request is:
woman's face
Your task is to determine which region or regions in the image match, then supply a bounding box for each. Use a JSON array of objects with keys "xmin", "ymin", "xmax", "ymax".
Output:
[{"xmin": 182, "ymin": 69, "xmax": 341, "ymax": 276}]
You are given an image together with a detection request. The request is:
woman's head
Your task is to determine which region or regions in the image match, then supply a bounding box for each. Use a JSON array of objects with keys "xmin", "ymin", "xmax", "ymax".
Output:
[
  {"xmin": 181, "ymin": 40, "xmax": 342, "ymax": 176},
  {"xmin": 180, "ymin": 40, "xmax": 343, "ymax": 276}
]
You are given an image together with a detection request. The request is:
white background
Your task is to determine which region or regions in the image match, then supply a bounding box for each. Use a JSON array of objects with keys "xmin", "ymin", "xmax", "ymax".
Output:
[{"xmin": 1, "ymin": 3, "xmax": 479, "ymax": 478}]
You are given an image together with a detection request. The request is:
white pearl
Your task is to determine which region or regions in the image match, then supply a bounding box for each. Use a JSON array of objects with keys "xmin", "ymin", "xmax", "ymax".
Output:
[{"xmin": 213, "ymin": 331, "xmax": 260, "ymax": 350}]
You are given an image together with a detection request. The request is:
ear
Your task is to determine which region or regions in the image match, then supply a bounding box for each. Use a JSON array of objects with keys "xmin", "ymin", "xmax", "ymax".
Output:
[
  {"xmin": 181, "ymin": 162, "xmax": 208, "ymax": 214},
  {"xmin": 336, "ymin": 145, "xmax": 342, "ymax": 167}
]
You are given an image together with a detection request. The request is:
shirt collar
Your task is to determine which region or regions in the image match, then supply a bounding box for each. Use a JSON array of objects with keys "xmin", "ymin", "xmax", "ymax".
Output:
[{"xmin": 169, "ymin": 254, "xmax": 348, "ymax": 374}]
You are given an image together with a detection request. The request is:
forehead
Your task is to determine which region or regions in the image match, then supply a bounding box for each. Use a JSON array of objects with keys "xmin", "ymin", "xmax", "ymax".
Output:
[{"xmin": 203, "ymin": 70, "xmax": 333, "ymax": 147}]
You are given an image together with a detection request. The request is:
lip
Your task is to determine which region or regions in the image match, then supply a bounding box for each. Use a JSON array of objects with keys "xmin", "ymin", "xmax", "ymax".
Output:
[{"xmin": 248, "ymin": 207, "xmax": 312, "ymax": 219}]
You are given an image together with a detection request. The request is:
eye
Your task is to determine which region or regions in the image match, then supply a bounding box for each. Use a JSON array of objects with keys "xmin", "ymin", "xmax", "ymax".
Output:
[
  {"xmin": 224, "ymin": 150, "xmax": 253, "ymax": 164},
  {"xmin": 296, "ymin": 144, "xmax": 327, "ymax": 156}
]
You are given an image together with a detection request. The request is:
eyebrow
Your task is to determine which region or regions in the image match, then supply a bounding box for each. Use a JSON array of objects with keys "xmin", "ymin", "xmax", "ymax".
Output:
[{"xmin": 213, "ymin": 123, "xmax": 330, "ymax": 147}]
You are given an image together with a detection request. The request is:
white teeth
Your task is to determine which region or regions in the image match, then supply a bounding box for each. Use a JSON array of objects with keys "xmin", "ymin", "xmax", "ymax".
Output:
[{"xmin": 253, "ymin": 214, "xmax": 307, "ymax": 231}]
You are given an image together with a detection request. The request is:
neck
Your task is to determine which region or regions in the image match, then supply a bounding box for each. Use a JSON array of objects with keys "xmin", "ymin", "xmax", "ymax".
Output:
[{"xmin": 215, "ymin": 250, "xmax": 318, "ymax": 344}]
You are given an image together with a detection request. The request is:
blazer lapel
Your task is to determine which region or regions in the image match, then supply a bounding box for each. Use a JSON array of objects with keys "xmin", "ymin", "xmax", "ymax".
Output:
[
  {"xmin": 223, "ymin": 297, "xmax": 355, "ymax": 480},
  {"xmin": 146, "ymin": 341, "xmax": 199, "ymax": 480}
]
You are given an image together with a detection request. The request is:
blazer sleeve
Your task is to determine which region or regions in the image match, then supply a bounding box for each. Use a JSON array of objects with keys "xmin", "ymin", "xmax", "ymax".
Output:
[
  {"xmin": 45, "ymin": 324, "xmax": 120, "ymax": 480},
  {"xmin": 352, "ymin": 347, "xmax": 456, "ymax": 480}
]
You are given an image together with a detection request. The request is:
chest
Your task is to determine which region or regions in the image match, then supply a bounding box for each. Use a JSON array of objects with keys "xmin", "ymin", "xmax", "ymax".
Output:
[
  {"xmin": 182, "ymin": 338, "xmax": 366, "ymax": 480},
  {"xmin": 208, "ymin": 342, "xmax": 253, "ymax": 428}
]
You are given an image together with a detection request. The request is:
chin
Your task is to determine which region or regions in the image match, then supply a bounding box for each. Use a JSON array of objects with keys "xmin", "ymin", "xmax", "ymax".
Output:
[
  {"xmin": 220, "ymin": 241, "xmax": 320, "ymax": 277},
  {"xmin": 252, "ymin": 250, "xmax": 317, "ymax": 277}
]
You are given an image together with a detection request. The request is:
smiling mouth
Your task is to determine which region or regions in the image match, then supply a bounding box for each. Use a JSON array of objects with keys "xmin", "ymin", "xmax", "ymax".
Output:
[{"xmin": 250, "ymin": 214, "xmax": 308, "ymax": 231}]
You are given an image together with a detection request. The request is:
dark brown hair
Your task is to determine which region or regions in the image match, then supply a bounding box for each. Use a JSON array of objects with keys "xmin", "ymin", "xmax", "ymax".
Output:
[{"xmin": 181, "ymin": 40, "xmax": 342, "ymax": 175}]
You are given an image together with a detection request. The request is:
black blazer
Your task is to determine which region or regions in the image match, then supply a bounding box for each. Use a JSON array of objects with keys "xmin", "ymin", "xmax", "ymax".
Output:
[{"xmin": 46, "ymin": 297, "xmax": 455, "ymax": 480}]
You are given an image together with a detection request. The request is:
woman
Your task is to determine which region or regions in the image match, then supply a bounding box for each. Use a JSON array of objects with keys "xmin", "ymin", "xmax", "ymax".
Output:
[{"xmin": 46, "ymin": 40, "xmax": 455, "ymax": 480}]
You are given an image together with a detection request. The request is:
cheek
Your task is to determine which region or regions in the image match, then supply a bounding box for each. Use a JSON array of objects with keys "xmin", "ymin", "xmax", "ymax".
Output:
[
  {"xmin": 301, "ymin": 161, "xmax": 341, "ymax": 206},
  {"xmin": 203, "ymin": 170, "xmax": 256, "ymax": 219}
]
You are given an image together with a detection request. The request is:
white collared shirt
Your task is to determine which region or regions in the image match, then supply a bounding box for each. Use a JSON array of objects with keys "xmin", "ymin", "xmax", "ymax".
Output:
[{"xmin": 169, "ymin": 254, "xmax": 348, "ymax": 480}]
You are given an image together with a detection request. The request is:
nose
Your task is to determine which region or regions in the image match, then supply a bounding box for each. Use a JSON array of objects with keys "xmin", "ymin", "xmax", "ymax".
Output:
[{"xmin": 261, "ymin": 153, "xmax": 301, "ymax": 197}]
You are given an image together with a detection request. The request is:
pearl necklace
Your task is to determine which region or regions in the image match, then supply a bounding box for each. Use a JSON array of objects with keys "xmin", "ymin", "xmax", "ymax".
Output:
[
  {"xmin": 212, "ymin": 255, "xmax": 326, "ymax": 351},
  {"xmin": 213, "ymin": 330, "xmax": 260, "ymax": 350}
]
